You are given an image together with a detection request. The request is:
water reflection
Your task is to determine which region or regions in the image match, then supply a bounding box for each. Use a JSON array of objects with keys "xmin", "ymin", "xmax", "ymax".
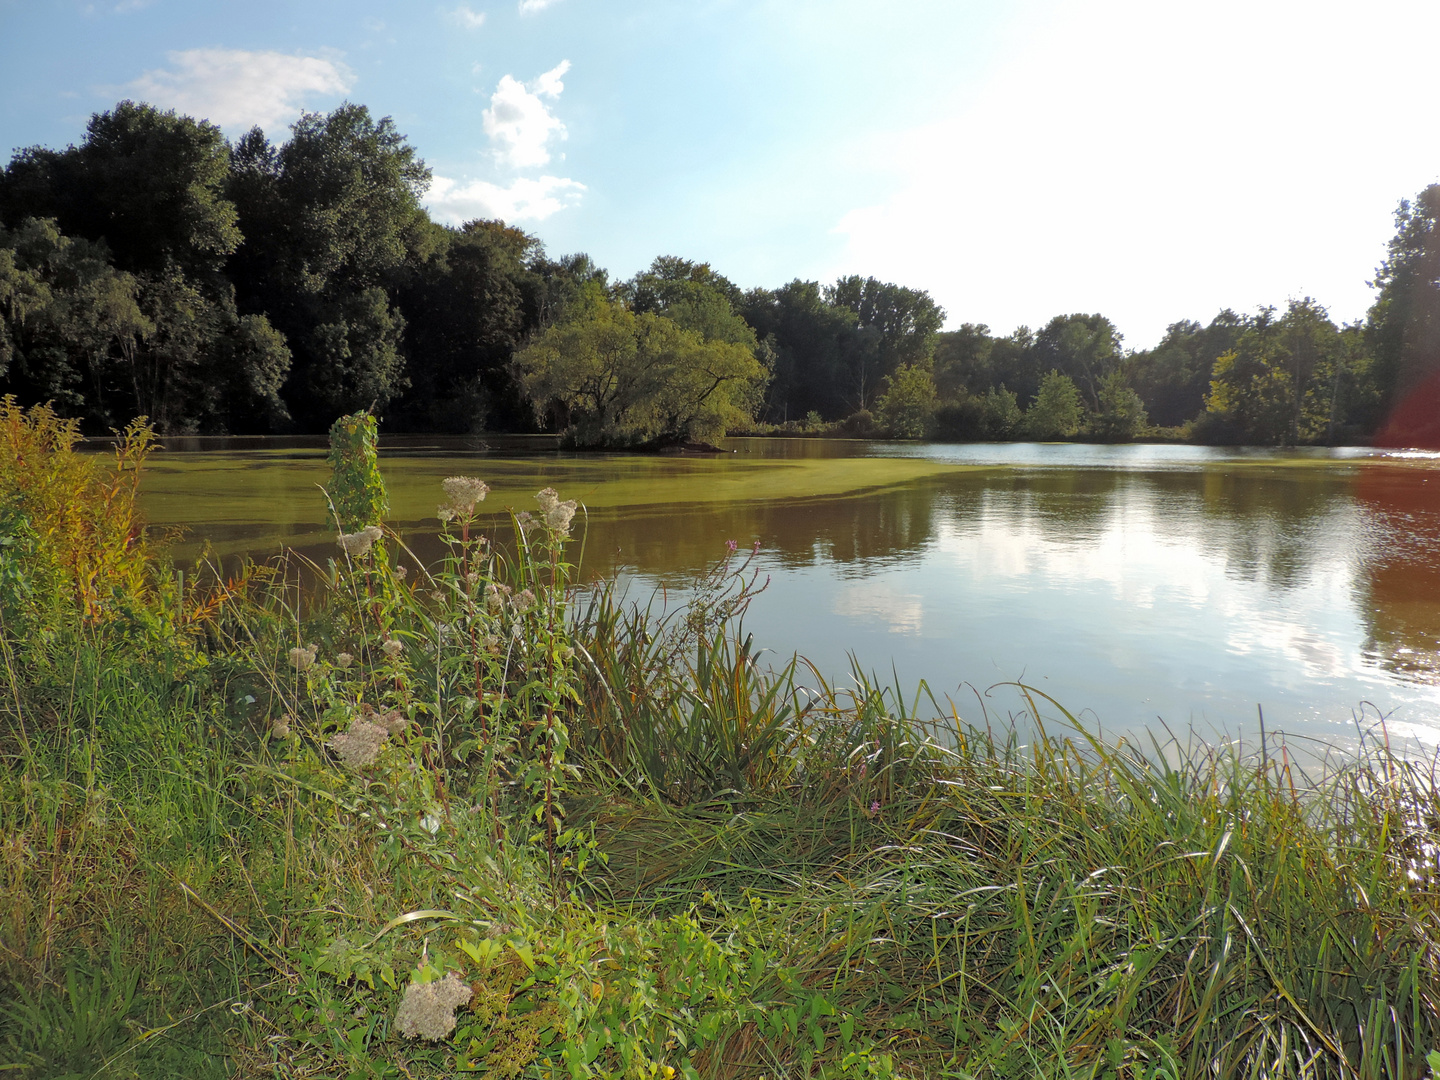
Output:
[
  {"xmin": 1354, "ymin": 465, "xmax": 1440, "ymax": 684},
  {"xmin": 137, "ymin": 438, "xmax": 1440, "ymax": 745}
]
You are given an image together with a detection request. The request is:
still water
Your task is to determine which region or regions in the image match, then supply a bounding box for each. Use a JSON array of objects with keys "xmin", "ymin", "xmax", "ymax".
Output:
[{"xmin": 139, "ymin": 436, "xmax": 1440, "ymax": 749}]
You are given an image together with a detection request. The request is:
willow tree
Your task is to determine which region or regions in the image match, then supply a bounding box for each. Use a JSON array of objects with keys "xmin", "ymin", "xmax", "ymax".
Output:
[{"xmin": 513, "ymin": 288, "xmax": 767, "ymax": 447}]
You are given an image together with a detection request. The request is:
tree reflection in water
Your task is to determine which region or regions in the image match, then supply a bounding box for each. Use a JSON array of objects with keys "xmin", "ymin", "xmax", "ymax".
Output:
[{"xmin": 141, "ymin": 439, "xmax": 1440, "ymax": 743}]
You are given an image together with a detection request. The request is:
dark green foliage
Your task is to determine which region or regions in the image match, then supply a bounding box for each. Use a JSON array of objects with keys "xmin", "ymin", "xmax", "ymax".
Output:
[
  {"xmin": 0, "ymin": 100, "xmax": 240, "ymax": 280},
  {"xmin": 1202, "ymin": 299, "xmax": 1374, "ymax": 446},
  {"xmin": 1129, "ymin": 311, "xmax": 1245, "ymax": 428},
  {"xmin": 226, "ymin": 105, "xmax": 430, "ymax": 429},
  {"xmin": 826, "ymin": 274, "xmax": 945, "ymax": 410},
  {"xmin": 742, "ymin": 279, "xmax": 862, "ymax": 421},
  {"xmin": 0, "ymin": 94, "xmax": 1427, "ymax": 444},
  {"xmin": 1368, "ymin": 185, "xmax": 1440, "ymax": 431},
  {"xmin": 391, "ymin": 220, "xmax": 540, "ymax": 432},
  {"xmin": 1090, "ymin": 367, "xmax": 1149, "ymax": 441},
  {"xmin": 1032, "ymin": 312, "xmax": 1124, "ymax": 411}
]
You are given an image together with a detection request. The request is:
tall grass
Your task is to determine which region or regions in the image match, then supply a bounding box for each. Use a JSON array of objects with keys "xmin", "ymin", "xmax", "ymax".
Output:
[{"xmin": 1, "ymin": 402, "xmax": 1437, "ymax": 1079}]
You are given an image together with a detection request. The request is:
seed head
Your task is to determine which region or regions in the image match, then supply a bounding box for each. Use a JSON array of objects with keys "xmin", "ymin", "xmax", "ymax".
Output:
[
  {"xmin": 394, "ymin": 972, "xmax": 472, "ymax": 1041},
  {"xmin": 289, "ymin": 644, "xmax": 318, "ymax": 672},
  {"xmin": 337, "ymin": 525, "xmax": 383, "ymax": 557},
  {"xmin": 329, "ymin": 719, "xmax": 389, "ymax": 769}
]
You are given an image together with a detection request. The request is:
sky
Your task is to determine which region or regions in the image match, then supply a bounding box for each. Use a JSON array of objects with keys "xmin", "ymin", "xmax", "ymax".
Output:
[{"xmin": 2, "ymin": 0, "xmax": 1439, "ymax": 348}]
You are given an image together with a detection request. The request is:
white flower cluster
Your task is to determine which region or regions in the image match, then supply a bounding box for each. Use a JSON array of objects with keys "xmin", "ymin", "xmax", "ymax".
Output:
[
  {"xmin": 441, "ymin": 476, "xmax": 490, "ymax": 516},
  {"xmin": 328, "ymin": 718, "xmax": 390, "ymax": 769},
  {"xmin": 337, "ymin": 525, "xmax": 383, "ymax": 557},
  {"xmin": 394, "ymin": 972, "xmax": 472, "ymax": 1041},
  {"xmin": 536, "ymin": 487, "xmax": 578, "ymax": 535},
  {"xmin": 289, "ymin": 644, "xmax": 318, "ymax": 671}
]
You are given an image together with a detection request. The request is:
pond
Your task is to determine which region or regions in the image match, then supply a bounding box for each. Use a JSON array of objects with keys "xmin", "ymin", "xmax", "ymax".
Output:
[{"xmin": 138, "ymin": 435, "xmax": 1440, "ymax": 751}]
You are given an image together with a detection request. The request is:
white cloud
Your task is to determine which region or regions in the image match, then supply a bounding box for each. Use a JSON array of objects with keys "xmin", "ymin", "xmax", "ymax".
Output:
[
  {"xmin": 832, "ymin": 582, "xmax": 924, "ymax": 634},
  {"xmin": 518, "ymin": 0, "xmax": 561, "ymax": 14},
  {"xmin": 449, "ymin": 5, "xmax": 486, "ymax": 29},
  {"xmin": 127, "ymin": 49, "xmax": 353, "ymax": 133},
  {"xmin": 829, "ymin": 0, "xmax": 1440, "ymax": 348},
  {"xmin": 482, "ymin": 60, "xmax": 570, "ymax": 168},
  {"xmin": 113, "ymin": 0, "xmax": 154, "ymax": 12},
  {"xmin": 426, "ymin": 174, "xmax": 586, "ymax": 223}
]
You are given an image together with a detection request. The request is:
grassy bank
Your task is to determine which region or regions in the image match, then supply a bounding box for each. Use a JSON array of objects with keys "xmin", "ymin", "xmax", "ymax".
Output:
[{"xmin": 3, "ymin": 400, "xmax": 1439, "ymax": 1079}]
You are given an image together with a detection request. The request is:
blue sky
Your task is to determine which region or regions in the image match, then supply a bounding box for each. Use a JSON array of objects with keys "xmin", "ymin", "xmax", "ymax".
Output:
[{"xmin": 3, "ymin": 0, "xmax": 1439, "ymax": 347}]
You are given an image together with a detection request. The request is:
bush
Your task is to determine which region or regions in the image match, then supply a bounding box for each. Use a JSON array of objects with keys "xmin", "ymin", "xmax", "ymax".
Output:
[
  {"xmin": 839, "ymin": 409, "xmax": 876, "ymax": 437},
  {"xmin": 0, "ymin": 396, "xmax": 156, "ymax": 641},
  {"xmin": 874, "ymin": 364, "xmax": 937, "ymax": 439},
  {"xmin": 933, "ymin": 396, "xmax": 986, "ymax": 441}
]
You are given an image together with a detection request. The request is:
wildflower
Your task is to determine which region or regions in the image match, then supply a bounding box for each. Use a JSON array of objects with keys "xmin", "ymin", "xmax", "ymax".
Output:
[
  {"xmin": 484, "ymin": 582, "xmax": 511, "ymax": 612},
  {"xmin": 441, "ymin": 476, "xmax": 490, "ymax": 515},
  {"xmin": 337, "ymin": 525, "xmax": 383, "ymax": 558},
  {"xmin": 381, "ymin": 638, "xmax": 404, "ymax": 659},
  {"xmin": 871, "ymin": 800, "xmax": 881, "ymax": 814},
  {"xmin": 513, "ymin": 588, "xmax": 536, "ymax": 613},
  {"xmin": 752, "ymin": 539, "xmax": 762, "ymax": 554},
  {"xmin": 270, "ymin": 714, "xmax": 293, "ymax": 740},
  {"xmin": 395, "ymin": 565, "xmax": 408, "ymax": 580},
  {"xmin": 289, "ymin": 644, "xmax": 318, "ymax": 672},
  {"xmin": 465, "ymin": 570, "xmax": 479, "ymax": 586},
  {"xmin": 437, "ymin": 505, "xmax": 456, "ymax": 523},
  {"xmin": 329, "ymin": 719, "xmax": 389, "ymax": 769},
  {"xmin": 726, "ymin": 539, "xmax": 738, "ymax": 554},
  {"xmin": 394, "ymin": 972, "xmax": 473, "ymax": 1041},
  {"xmin": 336, "ymin": 652, "xmax": 354, "ymax": 669},
  {"xmin": 482, "ymin": 634, "xmax": 501, "ymax": 654},
  {"xmin": 536, "ymin": 487, "xmax": 560, "ymax": 514},
  {"xmin": 361, "ymin": 703, "xmax": 408, "ymax": 736},
  {"xmin": 545, "ymin": 498, "xmax": 578, "ymax": 535},
  {"xmin": 515, "ymin": 510, "xmax": 535, "ymax": 534}
]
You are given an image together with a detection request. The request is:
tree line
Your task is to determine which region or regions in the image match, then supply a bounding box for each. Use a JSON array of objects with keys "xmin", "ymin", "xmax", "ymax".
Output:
[{"xmin": 2, "ymin": 99, "xmax": 1438, "ymax": 447}]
